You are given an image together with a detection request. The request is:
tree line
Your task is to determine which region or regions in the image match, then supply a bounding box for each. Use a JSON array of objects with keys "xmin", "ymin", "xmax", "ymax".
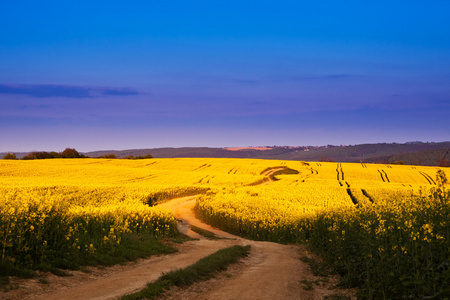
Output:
[{"xmin": 2, "ymin": 148, "xmax": 153, "ymax": 160}]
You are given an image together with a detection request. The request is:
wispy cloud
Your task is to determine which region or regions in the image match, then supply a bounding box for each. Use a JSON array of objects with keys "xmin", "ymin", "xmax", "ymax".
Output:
[
  {"xmin": 0, "ymin": 84, "xmax": 140, "ymax": 98},
  {"xmin": 270, "ymin": 73, "xmax": 357, "ymax": 82},
  {"xmin": 228, "ymin": 74, "xmax": 358, "ymax": 85},
  {"xmin": 101, "ymin": 88, "xmax": 140, "ymax": 96}
]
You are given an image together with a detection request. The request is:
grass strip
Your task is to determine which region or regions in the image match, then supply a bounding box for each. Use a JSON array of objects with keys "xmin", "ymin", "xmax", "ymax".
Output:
[
  {"xmin": 1, "ymin": 233, "xmax": 184, "ymax": 290},
  {"xmin": 43, "ymin": 233, "xmax": 179, "ymax": 271},
  {"xmin": 0, "ymin": 261, "xmax": 35, "ymax": 290},
  {"xmin": 121, "ymin": 244, "xmax": 251, "ymax": 300},
  {"xmin": 269, "ymin": 168, "xmax": 299, "ymax": 181},
  {"xmin": 259, "ymin": 166, "xmax": 285, "ymax": 175},
  {"xmin": 300, "ymin": 255, "xmax": 333, "ymax": 277},
  {"xmin": 190, "ymin": 225, "xmax": 223, "ymax": 239},
  {"xmin": 247, "ymin": 177, "xmax": 270, "ymax": 186}
]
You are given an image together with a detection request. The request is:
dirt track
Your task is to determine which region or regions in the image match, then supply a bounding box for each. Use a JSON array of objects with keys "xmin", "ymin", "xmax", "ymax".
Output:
[
  {"xmin": 2, "ymin": 196, "xmax": 356, "ymax": 300},
  {"xmin": 157, "ymin": 197, "xmax": 356, "ymax": 300}
]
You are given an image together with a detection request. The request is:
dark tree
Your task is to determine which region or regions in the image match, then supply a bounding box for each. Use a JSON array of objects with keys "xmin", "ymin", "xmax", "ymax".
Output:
[
  {"xmin": 22, "ymin": 152, "xmax": 38, "ymax": 160},
  {"xmin": 61, "ymin": 148, "xmax": 82, "ymax": 158},
  {"xmin": 49, "ymin": 151, "xmax": 61, "ymax": 158},
  {"xmin": 3, "ymin": 153, "xmax": 17, "ymax": 160}
]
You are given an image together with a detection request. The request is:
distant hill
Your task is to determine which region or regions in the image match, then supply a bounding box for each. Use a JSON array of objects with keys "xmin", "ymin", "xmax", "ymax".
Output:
[
  {"xmin": 363, "ymin": 148, "xmax": 450, "ymax": 166},
  {"xmin": 83, "ymin": 142, "xmax": 450, "ymax": 166},
  {"xmin": 3, "ymin": 142, "xmax": 449, "ymax": 166}
]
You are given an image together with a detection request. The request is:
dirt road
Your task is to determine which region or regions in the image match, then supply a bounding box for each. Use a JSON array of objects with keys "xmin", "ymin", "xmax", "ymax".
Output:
[
  {"xmin": 2, "ymin": 196, "xmax": 355, "ymax": 300},
  {"xmin": 157, "ymin": 197, "xmax": 355, "ymax": 300}
]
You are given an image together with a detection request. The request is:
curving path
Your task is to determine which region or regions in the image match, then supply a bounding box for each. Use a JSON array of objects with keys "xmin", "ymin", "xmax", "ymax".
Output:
[
  {"xmin": 3, "ymin": 195, "xmax": 355, "ymax": 300},
  {"xmin": 153, "ymin": 196, "xmax": 355, "ymax": 300}
]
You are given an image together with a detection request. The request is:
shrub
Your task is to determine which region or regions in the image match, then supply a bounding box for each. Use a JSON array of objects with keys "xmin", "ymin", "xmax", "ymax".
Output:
[
  {"xmin": 21, "ymin": 148, "xmax": 85, "ymax": 160},
  {"xmin": 3, "ymin": 153, "xmax": 17, "ymax": 160},
  {"xmin": 22, "ymin": 152, "xmax": 38, "ymax": 160},
  {"xmin": 49, "ymin": 151, "xmax": 61, "ymax": 158},
  {"xmin": 61, "ymin": 148, "xmax": 83, "ymax": 158}
]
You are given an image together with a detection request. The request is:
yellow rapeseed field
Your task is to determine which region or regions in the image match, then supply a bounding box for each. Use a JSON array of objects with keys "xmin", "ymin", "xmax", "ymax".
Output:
[
  {"xmin": 194, "ymin": 161, "xmax": 449, "ymax": 298},
  {"xmin": 1, "ymin": 158, "xmax": 448, "ymax": 298}
]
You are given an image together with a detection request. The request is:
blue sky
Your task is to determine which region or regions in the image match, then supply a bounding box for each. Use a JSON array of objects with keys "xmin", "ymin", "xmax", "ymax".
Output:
[{"xmin": 1, "ymin": 1, "xmax": 449, "ymax": 152}]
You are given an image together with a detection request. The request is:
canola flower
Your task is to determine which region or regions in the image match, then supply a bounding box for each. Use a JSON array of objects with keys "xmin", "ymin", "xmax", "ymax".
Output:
[
  {"xmin": 0, "ymin": 158, "xmax": 290, "ymax": 268},
  {"xmin": 0, "ymin": 186, "xmax": 178, "ymax": 267},
  {"xmin": 1, "ymin": 158, "xmax": 448, "ymax": 298},
  {"xmin": 194, "ymin": 162, "xmax": 449, "ymax": 299}
]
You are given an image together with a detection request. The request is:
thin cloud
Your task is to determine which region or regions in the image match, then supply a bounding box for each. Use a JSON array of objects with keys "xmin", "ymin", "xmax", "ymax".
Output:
[
  {"xmin": 228, "ymin": 74, "xmax": 358, "ymax": 85},
  {"xmin": 0, "ymin": 84, "xmax": 140, "ymax": 98},
  {"xmin": 271, "ymin": 74, "xmax": 357, "ymax": 82},
  {"xmin": 101, "ymin": 88, "xmax": 140, "ymax": 96}
]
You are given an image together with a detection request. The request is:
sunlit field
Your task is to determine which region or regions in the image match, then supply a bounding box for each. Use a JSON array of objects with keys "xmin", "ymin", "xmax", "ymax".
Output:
[
  {"xmin": 1, "ymin": 158, "xmax": 448, "ymax": 298},
  {"xmin": 195, "ymin": 161, "xmax": 449, "ymax": 298}
]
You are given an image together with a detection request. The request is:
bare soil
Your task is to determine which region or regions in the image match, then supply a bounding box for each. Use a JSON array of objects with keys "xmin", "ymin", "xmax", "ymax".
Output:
[{"xmin": 1, "ymin": 196, "xmax": 356, "ymax": 300}]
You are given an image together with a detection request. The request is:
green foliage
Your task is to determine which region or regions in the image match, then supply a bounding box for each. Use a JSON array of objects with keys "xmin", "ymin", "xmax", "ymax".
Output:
[
  {"xmin": 1, "ymin": 232, "xmax": 178, "ymax": 288},
  {"xmin": 0, "ymin": 260, "xmax": 35, "ymax": 289},
  {"xmin": 121, "ymin": 245, "xmax": 250, "ymax": 300},
  {"xmin": 2, "ymin": 153, "xmax": 17, "ymax": 160},
  {"xmin": 196, "ymin": 172, "xmax": 450, "ymax": 299},
  {"xmin": 23, "ymin": 151, "xmax": 56, "ymax": 160},
  {"xmin": 0, "ymin": 260, "xmax": 35, "ymax": 288},
  {"xmin": 436, "ymin": 169, "xmax": 447, "ymax": 187},
  {"xmin": 300, "ymin": 255, "xmax": 333, "ymax": 277},
  {"xmin": 21, "ymin": 148, "xmax": 86, "ymax": 160},
  {"xmin": 301, "ymin": 279, "xmax": 316, "ymax": 290},
  {"xmin": 61, "ymin": 148, "xmax": 83, "ymax": 158},
  {"xmin": 307, "ymin": 191, "xmax": 449, "ymax": 299},
  {"xmin": 270, "ymin": 167, "xmax": 299, "ymax": 180},
  {"xmin": 189, "ymin": 225, "xmax": 223, "ymax": 240},
  {"xmin": 1, "ymin": 189, "xmax": 179, "ymax": 276},
  {"xmin": 259, "ymin": 166, "xmax": 285, "ymax": 175},
  {"xmin": 430, "ymin": 169, "xmax": 449, "ymax": 204},
  {"xmin": 49, "ymin": 151, "xmax": 60, "ymax": 158},
  {"xmin": 259, "ymin": 166, "xmax": 299, "ymax": 181},
  {"xmin": 247, "ymin": 177, "xmax": 270, "ymax": 186},
  {"xmin": 76, "ymin": 233, "xmax": 178, "ymax": 267}
]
